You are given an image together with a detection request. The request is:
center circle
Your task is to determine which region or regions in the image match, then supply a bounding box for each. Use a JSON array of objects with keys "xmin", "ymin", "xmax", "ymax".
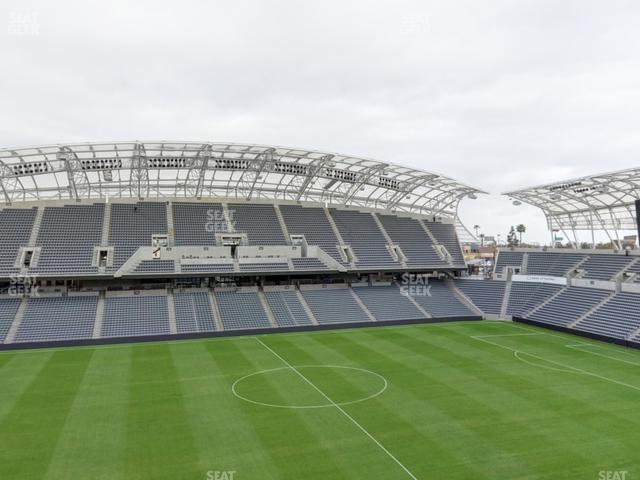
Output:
[{"xmin": 231, "ymin": 365, "xmax": 388, "ymax": 409}]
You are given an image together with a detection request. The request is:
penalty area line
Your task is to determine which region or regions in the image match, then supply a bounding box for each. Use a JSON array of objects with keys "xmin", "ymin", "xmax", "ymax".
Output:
[
  {"xmin": 471, "ymin": 333, "xmax": 544, "ymax": 339},
  {"xmin": 473, "ymin": 335, "xmax": 640, "ymax": 393},
  {"xmin": 254, "ymin": 337, "xmax": 418, "ymax": 480},
  {"xmin": 565, "ymin": 344, "xmax": 640, "ymax": 367}
]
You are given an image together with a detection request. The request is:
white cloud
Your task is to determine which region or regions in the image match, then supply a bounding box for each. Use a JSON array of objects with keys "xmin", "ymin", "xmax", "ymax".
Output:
[{"xmin": 1, "ymin": 0, "xmax": 639, "ymax": 243}]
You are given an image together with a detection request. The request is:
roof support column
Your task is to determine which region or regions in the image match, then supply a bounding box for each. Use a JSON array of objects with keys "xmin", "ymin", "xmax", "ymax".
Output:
[
  {"xmin": 185, "ymin": 144, "xmax": 211, "ymax": 199},
  {"xmin": 0, "ymin": 161, "xmax": 20, "ymax": 204},
  {"xmin": 129, "ymin": 143, "xmax": 149, "ymax": 200},
  {"xmin": 58, "ymin": 147, "xmax": 90, "ymax": 201}
]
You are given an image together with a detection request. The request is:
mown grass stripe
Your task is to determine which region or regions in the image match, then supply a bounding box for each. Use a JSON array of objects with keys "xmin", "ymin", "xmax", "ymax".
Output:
[
  {"xmin": 366, "ymin": 326, "xmax": 638, "ymax": 471},
  {"xmin": 44, "ymin": 347, "xmax": 133, "ymax": 480},
  {"xmin": 0, "ymin": 349, "xmax": 94, "ymax": 479},
  {"xmin": 1, "ymin": 322, "xmax": 640, "ymax": 479},
  {"xmin": 0, "ymin": 352, "xmax": 16, "ymax": 369},
  {"xmin": 0, "ymin": 350, "xmax": 53, "ymax": 424},
  {"xmin": 301, "ymin": 331, "xmax": 502, "ymax": 478},
  {"xmin": 169, "ymin": 341, "xmax": 281, "ymax": 479},
  {"xmin": 205, "ymin": 338, "xmax": 353, "ymax": 479},
  {"xmin": 255, "ymin": 336, "xmax": 420, "ymax": 480},
  {"xmin": 124, "ymin": 344, "xmax": 199, "ymax": 479}
]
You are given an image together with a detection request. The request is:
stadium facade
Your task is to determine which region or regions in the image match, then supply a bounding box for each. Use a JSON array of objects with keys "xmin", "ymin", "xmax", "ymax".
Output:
[{"xmin": 1, "ymin": 142, "xmax": 640, "ymax": 350}]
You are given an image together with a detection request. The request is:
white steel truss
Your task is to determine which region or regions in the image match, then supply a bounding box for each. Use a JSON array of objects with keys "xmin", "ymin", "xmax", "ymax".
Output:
[
  {"xmin": 504, "ymin": 167, "xmax": 640, "ymax": 247},
  {"xmin": 0, "ymin": 141, "xmax": 485, "ymax": 220}
]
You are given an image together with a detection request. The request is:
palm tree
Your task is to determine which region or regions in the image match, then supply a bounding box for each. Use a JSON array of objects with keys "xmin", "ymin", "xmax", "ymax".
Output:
[
  {"xmin": 473, "ymin": 225, "xmax": 480, "ymax": 239},
  {"xmin": 516, "ymin": 224, "xmax": 526, "ymax": 245}
]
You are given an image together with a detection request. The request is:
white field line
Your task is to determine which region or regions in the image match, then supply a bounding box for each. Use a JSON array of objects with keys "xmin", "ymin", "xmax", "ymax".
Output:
[
  {"xmin": 472, "ymin": 335, "xmax": 640, "ymax": 393},
  {"xmin": 472, "ymin": 333, "xmax": 544, "ymax": 338},
  {"xmin": 513, "ymin": 351, "xmax": 576, "ymax": 374},
  {"xmin": 487, "ymin": 322, "xmax": 609, "ymax": 346},
  {"xmin": 490, "ymin": 321, "xmax": 640, "ymax": 361},
  {"xmin": 565, "ymin": 344, "xmax": 640, "ymax": 367},
  {"xmin": 254, "ymin": 337, "xmax": 418, "ymax": 480},
  {"xmin": 563, "ymin": 341, "xmax": 640, "ymax": 359},
  {"xmin": 231, "ymin": 365, "xmax": 388, "ymax": 409}
]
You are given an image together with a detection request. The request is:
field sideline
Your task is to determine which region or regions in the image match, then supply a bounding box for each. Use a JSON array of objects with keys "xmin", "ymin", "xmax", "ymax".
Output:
[{"xmin": 1, "ymin": 320, "xmax": 639, "ymax": 479}]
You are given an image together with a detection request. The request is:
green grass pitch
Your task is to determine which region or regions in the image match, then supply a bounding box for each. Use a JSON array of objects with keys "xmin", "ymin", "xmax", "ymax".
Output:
[{"xmin": 1, "ymin": 320, "xmax": 640, "ymax": 479}]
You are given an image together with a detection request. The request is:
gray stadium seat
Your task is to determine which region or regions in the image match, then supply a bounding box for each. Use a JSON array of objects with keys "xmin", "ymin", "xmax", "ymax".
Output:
[
  {"xmin": 302, "ymin": 288, "xmax": 371, "ymax": 324},
  {"xmin": 425, "ymin": 222, "xmax": 466, "ymax": 266},
  {"xmin": 228, "ymin": 204, "xmax": 286, "ymax": 245},
  {"xmin": 0, "ymin": 298, "xmax": 21, "ymax": 343},
  {"xmin": 108, "ymin": 202, "xmax": 168, "ymax": 269},
  {"xmin": 527, "ymin": 287, "xmax": 610, "ymax": 327},
  {"xmin": 0, "ymin": 208, "xmax": 37, "ymax": 276},
  {"xmin": 280, "ymin": 204, "xmax": 346, "ymax": 265},
  {"xmin": 15, "ymin": 296, "xmax": 97, "ymax": 343},
  {"xmin": 411, "ymin": 279, "xmax": 475, "ymax": 318},
  {"xmin": 173, "ymin": 203, "xmax": 227, "ymax": 245},
  {"xmin": 174, "ymin": 291, "xmax": 217, "ymax": 333},
  {"xmin": 32, "ymin": 204, "xmax": 104, "ymax": 274},
  {"xmin": 455, "ymin": 279, "xmax": 505, "ymax": 316},
  {"xmin": 102, "ymin": 294, "xmax": 170, "ymax": 337},
  {"xmin": 330, "ymin": 209, "xmax": 400, "ymax": 269},
  {"xmin": 353, "ymin": 285, "xmax": 424, "ymax": 321},
  {"xmin": 215, "ymin": 290, "xmax": 272, "ymax": 330},
  {"xmin": 264, "ymin": 290, "xmax": 313, "ymax": 327},
  {"xmin": 377, "ymin": 214, "xmax": 447, "ymax": 268}
]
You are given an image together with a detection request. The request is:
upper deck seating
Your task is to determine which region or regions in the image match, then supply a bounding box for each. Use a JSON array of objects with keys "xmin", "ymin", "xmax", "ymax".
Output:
[
  {"xmin": 526, "ymin": 252, "xmax": 587, "ymax": 277},
  {"xmin": 0, "ymin": 208, "xmax": 37, "ymax": 277},
  {"xmin": 425, "ymin": 222, "xmax": 466, "ymax": 266},
  {"xmin": 108, "ymin": 202, "xmax": 168, "ymax": 269},
  {"xmin": 32, "ymin": 204, "xmax": 104, "ymax": 274},
  {"xmin": 173, "ymin": 202, "xmax": 227, "ymax": 245},
  {"xmin": 495, "ymin": 251, "xmax": 524, "ymax": 274},
  {"xmin": 228, "ymin": 204, "xmax": 286, "ymax": 245},
  {"xmin": 579, "ymin": 255, "xmax": 634, "ymax": 281},
  {"xmin": 377, "ymin": 214, "xmax": 446, "ymax": 268},
  {"xmin": 280, "ymin": 204, "xmax": 346, "ymax": 264},
  {"xmin": 330, "ymin": 209, "xmax": 400, "ymax": 269}
]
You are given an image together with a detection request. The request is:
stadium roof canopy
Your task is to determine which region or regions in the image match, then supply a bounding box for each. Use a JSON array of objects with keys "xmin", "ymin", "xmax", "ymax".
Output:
[
  {"xmin": 504, "ymin": 167, "xmax": 640, "ymax": 245},
  {"xmin": 0, "ymin": 141, "xmax": 485, "ymax": 219}
]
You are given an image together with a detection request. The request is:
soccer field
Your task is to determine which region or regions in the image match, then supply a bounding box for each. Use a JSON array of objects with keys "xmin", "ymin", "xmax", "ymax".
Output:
[{"xmin": 1, "ymin": 321, "xmax": 639, "ymax": 480}]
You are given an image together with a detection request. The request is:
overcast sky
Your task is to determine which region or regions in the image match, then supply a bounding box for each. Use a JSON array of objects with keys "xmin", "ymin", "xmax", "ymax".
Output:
[{"xmin": 2, "ymin": 0, "xmax": 639, "ymax": 244}]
